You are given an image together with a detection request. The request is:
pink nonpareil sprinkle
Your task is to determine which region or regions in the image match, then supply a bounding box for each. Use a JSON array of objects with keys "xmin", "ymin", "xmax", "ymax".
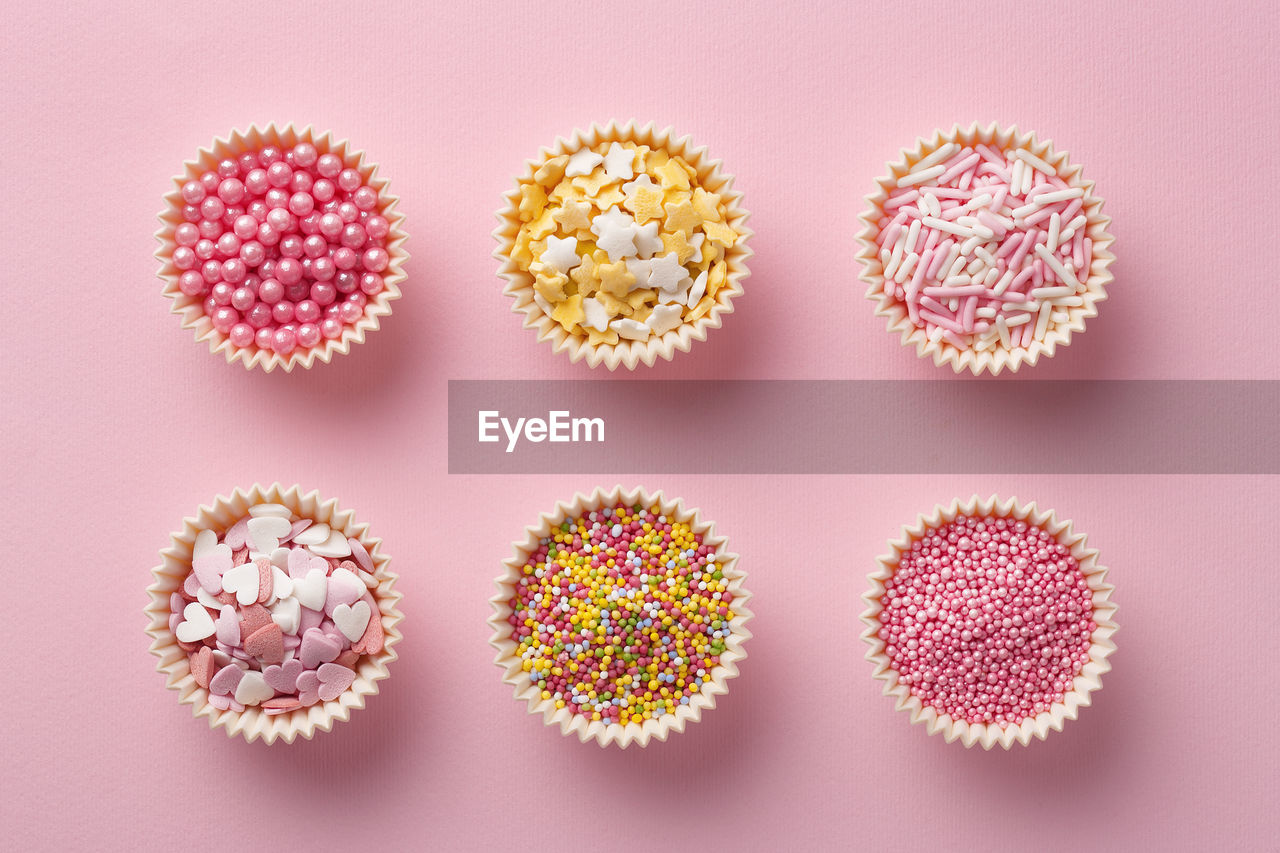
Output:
[{"xmin": 877, "ymin": 514, "xmax": 1096, "ymax": 727}]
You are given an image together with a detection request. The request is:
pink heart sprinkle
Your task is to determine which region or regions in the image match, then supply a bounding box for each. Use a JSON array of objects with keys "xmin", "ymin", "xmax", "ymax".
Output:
[
  {"xmin": 191, "ymin": 552, "xmax": 227, "ymax": 594},
  {"xmin": 215, "ymin": 606, "xmax": 240, "ymax": 646},
  {"xmin": 298, "ymin": 605, "xmax": 324, "ymax": 635},
  {"xmin": 316, "ymin": 663, "xmax": 356, "ymax": 702},
  {"xmin": 287, "ymin": 547, "xmax": 328, "ymax": 580},
  {"xmin": 223, "ymin": 517, "xmax": 250, "ymax": 550},
  {"xmin": 182, "ymin": 573, "xmax": 201, "ymax": 599},
  {"xmin": 347, "ymin": 538, "xmax": 374, "ymax": 573},
  {"xmin": 208, "ymin": 664, "xmax": 244, "ymax": 697},
  {"xmin": 299, "ymin": 628, "xmax": 341, "ymax": 669},
  {"xmin": 281, "ymin": 519, "xmax": 312, "ymax": 545},
  {"xmin": 263, "ymin": 659, "xmax": 305, "ymax": 693},
  {"xmin": 256, "ymin": 558, "xmax": 273, "ymax": 603},
  {"xmin": 244, "ymin": 623, "xmax": 285, "ymax": 664},
  {"xmin": 296, "ymin": 671, "xmax": 321, "ymax": 706}
]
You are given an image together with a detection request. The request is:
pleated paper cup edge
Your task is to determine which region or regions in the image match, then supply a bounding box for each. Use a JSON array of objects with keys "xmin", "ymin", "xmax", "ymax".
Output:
[
  {"xmin": 855, "ymin": 122, "xmax": 1115, "ymax": 376},
  {"xmin": 859, "ymin": 494, "xmax": 1117, "ymax": 749},
  {"xmin": 155, "ymin": 124, "xmax": 409, "ymax": 373},
  {"xmin": 144, "ymin": 482, "xmax": 403, "ymax": 744},
  {"xmin": 487, "ymin": 484, "xmax": 753, "ymax": 747},
  {"xmin": 492, "ymin": 121, "xmax": 751, "ymax": 371}
]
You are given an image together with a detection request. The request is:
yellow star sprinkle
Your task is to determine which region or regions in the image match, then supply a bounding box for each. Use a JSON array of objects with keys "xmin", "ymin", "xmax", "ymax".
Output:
[
  {"xmin": 595, "ymin": 291, "xmax": 627, "ymax": 316},
  {"xmin": 533, "ymin": 271, "xmax": 569, "ymax": 303},
  {"xmin": 656, "ymin": 158, "xmax": 690, "ymax": 191},
  {"xmin": 691, "ymin": 187, "xmax": 723, "ymax": 223},
  {"xmin": 593, "ymin": 185, "xmax": 625, "ymax": 211},
  {"xmin": 551, "ymin": 294, "xmax": 584, "ymax": 331},
  {"xmin": 534, "ymin": 155, "xmax": 569, "ymax": 187},
  {"xmin": 623, "ymin": 178, "xmax": 665, "ymax": 224},
  {"xmin": 645, "ymin": 149, "xmax": 670, "ymax": 171},
  {"xmin": 703, "ymin": 220, "xmax": 738, "ymax": 247},
  {"xmin": 596, "ymin": 260, "xmax": 636, "ymax": 299},
  {"xmin": 518, "ymin": 183, "xmax": 547, "ymax": 221},
  {"xmin": 707, "ymin": 260, "xmax": 728, "ymax": 297},
  {"xmin": 552, "ymin": 199, "xmax": 593, "ymax": 232},
  {"xmin": 626, "ymin": 288, "xmax": 655, "ymax": 311},
  {"xmin": 549, "ymin": 181, "xmax": 588, "ymax": 205},
  {"xmin": 660, "ymin": 230, "xmax": 696, "ymax": 264},
  {"xmin": 569, "ymin": 250, "xmax": 599, "ymax": 294},
  {"xmin": 586, "ymin": 326, "xmax": 619, "ymax": 346},
  {"xmin": 662, "ymin": 199, "xmax": 700, "ymax": 235},
  {"xmin": 689, "ymin": 294, "xmax": 716, "ymax": 322},
  {"xmin": 527, "ymin": 208, "xmax": 557, "ymax": 240},
  {"xmin": 572, "ymin": 171, "xmax": 619, "ymax": 197}
]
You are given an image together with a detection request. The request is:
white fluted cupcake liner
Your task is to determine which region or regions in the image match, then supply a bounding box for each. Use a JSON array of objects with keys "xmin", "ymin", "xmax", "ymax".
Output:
[
  {"xmin": 857, "ymin": 123, "xmax": 1115, "ymax": 374},
  {"xmin": 156, "ymin": 124, "xmax": 408, "ymax": 372},
  {"xmin": 145, "ymin": 483, "xmax": 403, "ymax": 743},
  {"xmin": 861, "ymin": 494, "xmax": 1117, "ymax": 749},
  {"xmin": 494, "ymin": 121, "xmax": 752, "ymax": 370},
  {"xmin": 489, "ymin": 485, "xmax": 752, "ymax": 746}
]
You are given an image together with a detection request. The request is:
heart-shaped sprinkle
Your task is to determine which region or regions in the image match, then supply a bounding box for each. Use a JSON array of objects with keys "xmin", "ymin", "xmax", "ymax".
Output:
[
  {"xmin": 291, "ymin": 522, "xmax": 330, "ymax": 547},
  {"xmin": 332, "ymin": 600, "xmax": 372, "ymax": 642},
  {"xmin": 191, "ymin": 545, "xmax": 231, "ymax": 594},
  {"xmin": 247, "ymin": 515, "xmax": 291, "ymax": 553},
  {"xmin": 175, "ymin": 602, "xmax": 216, "ymax": 643},
  {"xmin": 247, "ymin": 503, "xmax": 290, "ymax": 518},
  {"xmin": 262, "ymin": 697, "xmax": 301, "ymax": 715},
  {"xmin": 244, "ymin": 622, "xmax": 285, "ymax": 664},
  {"xmin": 223, "ymin": 516, "xmax": 251, "ymax": 550},
  {"xmin": 351, "ymin": 596, "xmax": 385, "ymax": 656},
  {"xmin": 335, "ymin": 649, "xmax": 360, "ymax": 669},
  {"xmin": 256, "ymin": 558, "xmax": 274, "ymax": 603},
  {"xmin": 287, "ymin": 547, "xmax": 330, "ymax": 580},
  {"xmin": 298, "ymin": 604, "xmax": 324, "ymax": 635},
  {"xmin": 207, "ymin": 694, "xmax": 244, "ymax": 712},
  {"xmin": 292, "ymin": 567, "xmax": 328, "ymax": 611},
  {"xmin": 231, "ymin": 548, "xmax": 249, "ymax": 566},
  {"xmin": 190, "ymin": 646, "xmax": 215, "ymax": 689},
  {"xmin": 208, "ymin": 663, "xmax": 244, "ymax": 697},
  {"xmin": 238, "ymin": 603, "xmax": 272, "ymax": 637},
  {"xmin": 220, "ymin": 562, "xmax": 260, "ymax": 606},
  {"xmin": 193, "ymin": 528, "xmax": 218, "ymax": 558},
  {"xmin": 234, "ymin": 670, "xmax": 274, "ymax": 706},
  {"xmin": 215, "ymin": 605, "xmax": 241, "ymax": 646},
  {"xmin": 316, "ymin": 663, "xmax": 357, "ymax": 702},
  {"xmin": 347, "ymin": 537, "xmax": 374, "ymax": 573},
  {"xmin": 195, "ymin": 585, "xmax": 222, "ymax": 611},
  {"xmin": 296, "ymin": 671, "xmax": 322, "ymax": 706},
  {"xmin": 325, "ymin": 568, "xmax": 364, "ymax": 616},
  {"xmin": 271, "ymin": 566, "xmax": 293, "ymax": 600},
  {"xmin": 269, "ymin": 547, "xmax": 291, "ymax": 570},
  {"xmin": 182, "ymin": 572, "xmax": 201, "ymax": 600},
  {"xmin": 281, "ymin": 518, "xmax": 312, "ymax": 544},
  {"xmin": 309, "ymin": 529, "xmax": 353, "ymax": 559},
  {"xmin": 271, "ymin": 596, "xmax": 301, "ymax": 635},
  {"xmin": 299, "ymin": 628, "xmax": 341, "ymax": 669},
  {"xmin": 263, "ymin": 658, "xmax": 305, "ymax": 693}
]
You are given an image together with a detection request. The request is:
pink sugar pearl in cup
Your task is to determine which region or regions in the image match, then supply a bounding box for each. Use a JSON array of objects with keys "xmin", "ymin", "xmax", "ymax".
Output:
[{"xmin": 158, "ymin": 126, "xmax": 406, "ymax": 371}]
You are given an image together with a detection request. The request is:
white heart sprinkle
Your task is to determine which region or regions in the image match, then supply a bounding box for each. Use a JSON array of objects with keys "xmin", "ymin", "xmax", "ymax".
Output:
[
  {"xmin": 291, "ymin": 523, "xmax": 330, "ymax": 546},
  {"xmin": 175, "ymin": 602, "xmax": 216, "ymax": 643},
  {"xmin": 234, "ymin": 670, "xmax": 274, "ymax": 706},
  {"xmin": 248, "ymin": 503, "xmax": 291, "ymax": 518},
  {"xmin": 247, "ymin": 516, "xmax": 292, "ymax": 553},
  {"xmin": 309, "ymin": 529, "xmax": 352, "ymax": 559},
  {"xmin": 269, "ymin": 547, "xmax": 290, "ymax": 570},
  {"xmin": 332, "ymin": 600, "xmax": 372, "ymax": 642},
  {"xmin": 221, "ymin": 563, "xmax": 260, "ymax": 606},
  {"xmin": 293, "ymin": 568, "xmax": 328, "ymax": 611},
  {"xmin": 271, "ymin": 566, "xmax": 293, "ymax": 600},
  {"xmin": 196, "ymin": 585, "xmax": 223, "ymax": 612},
  {"xmin": 193, "ymin": 529, "xmax": 219, "ymax": 558},
  {"xmin": 271, "ymin": 596, "xmax": 301, "ymax": 635}
]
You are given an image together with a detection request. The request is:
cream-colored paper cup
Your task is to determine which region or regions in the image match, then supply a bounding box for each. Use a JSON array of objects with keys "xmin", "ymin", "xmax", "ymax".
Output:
[
  {"xmin": 857, "ymin": 123, "xmax": 1115, "ymax": 374},
  {"xmin": 145, "ymin": 483, "xmax": 403, "ymax": 743},
  {"xmin": 494, "ymin": 121, "xmax": 752, "ymax": 370},
  {"xmin": 861, "ymin": 495, "xmax": 1117, "ymax": 749},
  {"xmin": 489, "ymin": 485, "xmax": 753, "ymax": 746},
  {"xmin": 156, "ymin": 124, "xmax": 408, "ymax": 372}
]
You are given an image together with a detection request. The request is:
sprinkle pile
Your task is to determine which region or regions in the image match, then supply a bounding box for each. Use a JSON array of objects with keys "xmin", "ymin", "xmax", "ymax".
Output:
[
  {"xmin": 169, "ymin": 504, "xmax": 384, "ymax": 714},
  {"xmin": 876, "ymin": 514, "xmax": 1096, "ymax": 727},
  {"xmin": 875, "ymin": 141, "xmax": 1095, "ymax": 352},
  {"xmin": 510, "ymin": 140, "xmax": 740, "ymax": 346},
  {"xmin": 507, "ymin": 503, "xmax": 736, "ymax": 725},
  {"xmin": 169, "ymin": 141, "xmax": 392, "ymax": 356}
]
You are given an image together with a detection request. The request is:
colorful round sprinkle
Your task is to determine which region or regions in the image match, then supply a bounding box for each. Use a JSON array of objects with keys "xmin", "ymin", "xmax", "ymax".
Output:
[
  {"xmin": 876, "ymin": 513, "xmax": 1096, "ymax": 727},
  {"xmin": 506, "ymin": 502, "xmax": 737, "ymax": 726}
]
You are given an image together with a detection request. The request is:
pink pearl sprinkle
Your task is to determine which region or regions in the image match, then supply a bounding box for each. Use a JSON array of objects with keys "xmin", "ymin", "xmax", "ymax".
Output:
[
  {"xmin": 170, "ymin": 140, "xmax": 392, "ymax": 356},
  {"xmin": 877, "ymin": 514, "xmax": 1095, "ymax": 727}
]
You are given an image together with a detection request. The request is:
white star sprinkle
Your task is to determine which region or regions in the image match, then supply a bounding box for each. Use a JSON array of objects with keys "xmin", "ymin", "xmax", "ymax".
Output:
[
  {"xmin": 646, "ymin": 252, "xmax": 686, "ymax": 293},
  {"xmin": 602, "ymin": 142, "xmax": 634, "ymax": 181},
  {"xmin": 540, "ymin": 235, "xmax": 581, "ymax": 273},
  {"xmin": 625, "ymin": 258, "xmax": 654, "ymax": 290},
  {"xmin": 633, "ymin": 221, "xmax": 663, "ymax": 259},
  {"xmin": 610, "ymin": 318, "xmax": 650, "ymax": 340},
  {"xmin": 590, "ymin": 209, "xmax": 639, "ymax": 261},
  {"xmin": 646, "ymin": 303, "xmax": 684, "ymax": 336},
  {"xmin": 621, "ymin": 173, "xmax": 659, "ymax": 198},
  {"xmin": 581, "ymin": 296, "xmax": 611, "ymax": 332},
  {"xmin": 565, "ymin": 148, "xmax": 604, "ymax": 178}
]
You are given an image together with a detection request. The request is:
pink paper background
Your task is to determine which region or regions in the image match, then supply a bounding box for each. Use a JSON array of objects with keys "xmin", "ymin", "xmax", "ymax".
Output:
[{"xmin": 3, "ymin": 1, "xmax": 1278, "ymax": 850}]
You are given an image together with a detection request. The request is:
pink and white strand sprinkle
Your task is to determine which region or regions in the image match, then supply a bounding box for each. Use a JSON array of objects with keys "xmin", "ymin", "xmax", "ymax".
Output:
[
  {"xmin": 876, "ymin": 515, "xmax": 1096, "ymax": 727},
  {"xmin": 876, "ymin": 142, "xmax": 1094, "ymax": 352}
]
